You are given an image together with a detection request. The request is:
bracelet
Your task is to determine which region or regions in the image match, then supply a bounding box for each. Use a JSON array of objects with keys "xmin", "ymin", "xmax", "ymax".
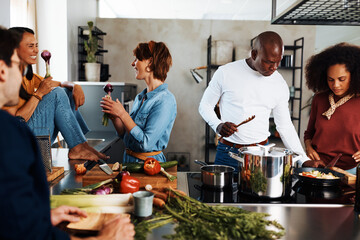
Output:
[{"xmin": 32, "ymin": 93, "xmax": 42, "ymax": 101}]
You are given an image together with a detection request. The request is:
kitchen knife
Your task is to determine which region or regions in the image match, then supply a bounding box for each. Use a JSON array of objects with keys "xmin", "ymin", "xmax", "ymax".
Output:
[
  {"xmin": 98, "ymin": 159, "xmax": 113, "ymax": 175},
  {"xmin": 84, "ymin": 160, "xmax": 97, "ymax": 171}
]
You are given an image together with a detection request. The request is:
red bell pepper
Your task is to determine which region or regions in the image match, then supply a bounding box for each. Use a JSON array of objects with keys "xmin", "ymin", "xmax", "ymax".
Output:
[
  {"xmin": 144, "ymin": 158, "xmax": 161, "ymax": 176},
  {"xmin": 119, "ymin": 175, "xmax": 140, "ymax": 193}
]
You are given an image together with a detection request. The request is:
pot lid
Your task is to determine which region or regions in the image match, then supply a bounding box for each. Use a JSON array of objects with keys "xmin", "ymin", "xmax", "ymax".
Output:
[{"xmin": 240, "ymin": 144, "xmax": 293, "ymax": 157}]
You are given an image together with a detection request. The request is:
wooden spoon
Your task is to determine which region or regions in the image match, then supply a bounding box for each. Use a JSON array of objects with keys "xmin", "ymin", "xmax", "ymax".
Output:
[{"xmin": 218, "ymin": 115, "xmax": 255, "ymax": 141}]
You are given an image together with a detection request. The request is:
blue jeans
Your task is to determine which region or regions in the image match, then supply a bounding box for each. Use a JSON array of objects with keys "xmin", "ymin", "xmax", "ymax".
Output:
[
  {"xmin": 27, "ymin": 87, "xmax": 89, "ymax": 148},
  {"xmin": 214, "ymin": 142, "xmax": 241, "ymax": 172}
]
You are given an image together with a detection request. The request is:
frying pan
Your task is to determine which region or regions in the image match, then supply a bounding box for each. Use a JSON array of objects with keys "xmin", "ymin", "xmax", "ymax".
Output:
[{"xmin": 293, "ymin": 167, "xmax": 345, "ymax": 187}]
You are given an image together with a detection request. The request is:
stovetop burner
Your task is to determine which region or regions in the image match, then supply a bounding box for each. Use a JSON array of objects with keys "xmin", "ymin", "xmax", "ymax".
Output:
[{"xmin": 187, "ymin": 173, "xmax": 355, "ymax": 204}]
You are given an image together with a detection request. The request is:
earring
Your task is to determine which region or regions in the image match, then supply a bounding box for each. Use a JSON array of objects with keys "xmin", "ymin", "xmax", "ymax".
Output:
[{"xmin": 146, "ymin": 66, "xmax": 151, "ymax": 72}]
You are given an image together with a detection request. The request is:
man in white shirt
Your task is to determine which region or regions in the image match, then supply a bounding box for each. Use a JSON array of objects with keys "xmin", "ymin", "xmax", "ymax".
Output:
[{"xmin": 199, "ymin": 31, "xmax": 308, "ymax": 169}]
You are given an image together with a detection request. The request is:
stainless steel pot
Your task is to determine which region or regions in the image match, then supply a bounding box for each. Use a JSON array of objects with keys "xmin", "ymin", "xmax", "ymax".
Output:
[
  {"xmin": 195, "ymin": 160, "xmax": 235, "ymax": 189},
  {"xmin": 229, "ymin": 144, "xmax": 296, "ymax": 198}
]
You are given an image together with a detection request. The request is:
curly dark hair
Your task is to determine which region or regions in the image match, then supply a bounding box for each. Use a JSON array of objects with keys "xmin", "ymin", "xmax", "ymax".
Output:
[
  {"xmin": 133, "ymin": 41, "xmax": 172, "ymax": 82},
  {"xmin": 305, "ymin": 42, "xmax": 360, "ymax": 95}
]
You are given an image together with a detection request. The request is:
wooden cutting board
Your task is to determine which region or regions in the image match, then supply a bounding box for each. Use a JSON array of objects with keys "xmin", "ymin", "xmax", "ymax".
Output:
[
  {"xmin": 67, "ymin": 213, "xmax": 129, "ymax": 232},
  {"xmin": 47, "ymin": 167, "xmax": 64, "ymax": 182},
  {"xmin": 330, "ymin": 166, "xmax": 356, "ymax": 185},
  {"xmin": 82, "ymin": 164, "xmax": 177, "ymax": 190}
]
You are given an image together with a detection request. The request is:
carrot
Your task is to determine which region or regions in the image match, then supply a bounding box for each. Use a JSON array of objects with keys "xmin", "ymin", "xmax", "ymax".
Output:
[
  {"xmin": 153, "ymin": 197, "xmax": 165, "ymax": 209},
  {"xmin": 165, "ymin": 187, "xmax": 187, "ymax": 198},
  {"xmin": 150, "ymin": 190, "xmax": 168, "ymax": 202}
]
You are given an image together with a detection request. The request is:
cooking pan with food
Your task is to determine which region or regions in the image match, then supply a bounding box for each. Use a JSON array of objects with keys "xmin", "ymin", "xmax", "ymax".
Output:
[{"xmin": 293, "ymin": 167, "xmax": 345, "ymax": 187}]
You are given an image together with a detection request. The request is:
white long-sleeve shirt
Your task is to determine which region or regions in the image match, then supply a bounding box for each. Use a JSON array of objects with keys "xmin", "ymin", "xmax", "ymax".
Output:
[{"xmin": 199, "ymin": 59, "xmax": 308, "ymax": 165}]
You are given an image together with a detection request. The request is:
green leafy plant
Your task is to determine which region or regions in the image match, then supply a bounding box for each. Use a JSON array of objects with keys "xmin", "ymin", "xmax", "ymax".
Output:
[{"xmin": 84, "ymin": 21, "xmax": 98, "ymax": 63}]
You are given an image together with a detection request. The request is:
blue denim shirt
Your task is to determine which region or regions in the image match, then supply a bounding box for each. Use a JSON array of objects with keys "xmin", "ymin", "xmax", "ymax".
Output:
[{"xmin": 123, "ymin": 83, "xmax": 177, "ymax": 163}]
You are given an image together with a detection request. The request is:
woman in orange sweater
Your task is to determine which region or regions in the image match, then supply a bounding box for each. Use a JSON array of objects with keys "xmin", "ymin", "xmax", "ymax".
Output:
[{"xmin": 4, "ymin": 27, "xmax": 107, "ymax": 161}]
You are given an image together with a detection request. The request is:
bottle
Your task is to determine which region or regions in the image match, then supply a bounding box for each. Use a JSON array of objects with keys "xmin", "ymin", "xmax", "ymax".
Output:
[{"xmin": 354, "ymin": 164, "xmax": 360, "ymax": 211}]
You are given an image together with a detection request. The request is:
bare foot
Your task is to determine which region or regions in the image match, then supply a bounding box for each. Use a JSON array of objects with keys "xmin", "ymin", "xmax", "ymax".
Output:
[
  {"xmin": 83, "ymin": 142, "xmax": 110, "ymax": 160},
  {"xmin": 68, "ymin": 143, "xmax": 101, "ymax": 161}
]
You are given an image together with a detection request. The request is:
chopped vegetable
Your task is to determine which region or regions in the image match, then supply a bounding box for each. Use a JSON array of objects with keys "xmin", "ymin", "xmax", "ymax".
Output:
[
  {"xmin": 41, "ymin": 50, "xmax": 51, "ymax": 78},
  {"xmin": 119, "ymin": 175, "xmax": 140, "ymax": 193},
  {"xmin": 144, "ymin": 158, "xmax": 161, "ymax": 175},
  {"xmin": 300, "ymin": 170, "xmax": 339, "ymax": 179},
  {"xmin": 102, "ymin": 83, "xmax": 113, "ymax": 126},
  {"xmin": 75, "ymin": 163, "xmax": 87, "ymax": 175},
  {"xmin": 112, "ymin": 162, "xmax": 120, "ymax": 171}
]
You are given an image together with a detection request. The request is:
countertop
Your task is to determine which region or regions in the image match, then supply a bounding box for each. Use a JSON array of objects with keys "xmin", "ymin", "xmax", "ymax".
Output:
[
  {"xmin": 50, "ymin": 138, "xmax": 360, "ymax": 239},
  {"xmin": 50, "ymin": 130, "xmax": 120, "ymax": 194},
  {"xmin": 50, "ymin": 164, "xmax": 360, "ymax": 240}
]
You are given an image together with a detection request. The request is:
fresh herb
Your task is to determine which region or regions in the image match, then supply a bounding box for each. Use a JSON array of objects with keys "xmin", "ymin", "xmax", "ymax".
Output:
[
  {"xmin": 250, "ymin": 167, "xmax": 267, "ymax": 193},
  {"xmin": 134, "ymin": 214, "xmax": 174, "ymax": 240},
  {"xmin": 135, "ymin": 188, "xmax": 285, "ymax": 240}
]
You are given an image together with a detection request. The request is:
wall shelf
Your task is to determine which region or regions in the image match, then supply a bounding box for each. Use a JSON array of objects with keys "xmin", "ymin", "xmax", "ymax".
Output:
[{"xmin": 77, "ymin": 26, "xmax": 110, "ymax": 81}]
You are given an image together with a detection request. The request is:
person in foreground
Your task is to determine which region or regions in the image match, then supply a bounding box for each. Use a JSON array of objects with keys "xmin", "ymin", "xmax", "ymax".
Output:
[
  {"xmin": 302, "ymin": 43, "xmax": 360, "ymax": 173},
  {"xmin": 101, "ymin": 41, "xmax": 177, "ymax": 163},
  {"xmin": 0, "ymin": 27, "xmax": 135, "ymax": 240},
  {"xmin": 3, "ymin": 27, "xmax": 107, "ymax": 161},
  {"xmin": 199, "ymin": 31, "xmax": 308, "ymax": 169}
]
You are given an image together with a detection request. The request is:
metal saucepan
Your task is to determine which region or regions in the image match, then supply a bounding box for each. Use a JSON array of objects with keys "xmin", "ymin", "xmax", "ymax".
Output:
[
  {"xmin": 229, "ymin": 144, "xmax": 297, "ymax": 198},
  {"xmin": 293, "ymin": 167, "xmax": 344, "ymax": 187},
  {"xmin": 195, "ymin": 160, "xmax": 235, "ymax": 189}
]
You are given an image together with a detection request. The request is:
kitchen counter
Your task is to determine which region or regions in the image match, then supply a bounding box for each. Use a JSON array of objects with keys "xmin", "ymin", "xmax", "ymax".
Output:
[
  {"xmin": 150, "ymin": 172, "xmax": 360, "ymax": 240},
  {"xmin": 50, "ymin": 130, "xmax": 120, "ymax": 194},
  {"xmin": 50, "ymin": 161, "xmax": 360, "ymax": 239}
]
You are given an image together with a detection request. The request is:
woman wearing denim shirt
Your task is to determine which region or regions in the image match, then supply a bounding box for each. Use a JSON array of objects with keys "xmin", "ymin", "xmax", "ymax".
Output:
[{"xmin": 101, "ymin": 41, "xmax": 177, "ymax": 163}]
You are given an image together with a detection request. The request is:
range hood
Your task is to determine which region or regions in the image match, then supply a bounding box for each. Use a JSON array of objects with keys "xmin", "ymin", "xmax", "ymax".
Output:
[{"xmin": 271, "ymin": 0, "xmax": 360, "ymax": 25}]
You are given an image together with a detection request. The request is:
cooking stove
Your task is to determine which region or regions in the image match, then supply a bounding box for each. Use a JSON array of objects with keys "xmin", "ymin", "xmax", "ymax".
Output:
[{"xmin": 187, "ymin": 172, "xmax": 355, "ymax": 204}]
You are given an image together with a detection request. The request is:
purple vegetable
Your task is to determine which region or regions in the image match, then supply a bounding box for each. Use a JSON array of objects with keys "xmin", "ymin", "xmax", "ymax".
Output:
[
  {"xmin": 41, "ymin": 50, "xmax": 51, "ymax": 78},
  {"xmin": 103, "ymin": 83, "xmax": 113, "ymax": 94},
  {"xmin": 93, "ymin": 188, "xmax": 107, "ymax": 195},
  {"xmin": 41, "ymin": 50, "xmax": 51, "ymax": 63},
  {"xmin": 93, "ymin": 186, "xmax": 113, "ymax": 195},
  {"xmin": 102, "ymin": 83, "xmax": 114, "ymax": 126}
]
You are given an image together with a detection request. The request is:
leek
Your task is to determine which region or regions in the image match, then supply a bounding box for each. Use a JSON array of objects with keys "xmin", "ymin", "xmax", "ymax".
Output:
[
  {"xmin": 50, "ymin": 193, "xmax": 132, "ymax": 209},
  {"xmin": 81, "ymin": 205, "xmax": 134, "ymax": 214}
]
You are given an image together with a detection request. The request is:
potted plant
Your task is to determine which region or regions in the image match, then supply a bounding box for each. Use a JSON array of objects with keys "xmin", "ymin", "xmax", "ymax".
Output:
[{"xmin": 84, "ymin": 21, "xmax": 100, "ymax": 81}]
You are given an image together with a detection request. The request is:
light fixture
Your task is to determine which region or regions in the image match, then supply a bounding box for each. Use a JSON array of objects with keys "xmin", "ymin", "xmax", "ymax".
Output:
[
  {"xmin": 271, "ymin": 0, "xmax": 360, "ymax": 26},
  {"xmin": 190, "ymin": 66, "xmax": 207, "ymax": 84}
]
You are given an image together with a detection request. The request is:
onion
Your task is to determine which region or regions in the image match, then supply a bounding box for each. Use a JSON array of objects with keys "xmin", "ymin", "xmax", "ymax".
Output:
[
  {"xmin": 41, "ymin": 50, "xmax": 51, "ymax": 64},
  {"xmin": 103, "ymin": 83, "xmax": 113, "ymax": 94},
  {"xmin": 93, "ymin": 188, "xmax": 107, "ymax": 195},
  {"xmin": 41, "ymin": 50, "xmax": 51, "ymax": 78}
]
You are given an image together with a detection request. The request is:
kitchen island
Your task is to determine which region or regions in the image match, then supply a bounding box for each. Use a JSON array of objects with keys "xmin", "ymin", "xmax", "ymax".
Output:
[{"xmin": 50, "ymin": 150, "xmax": 360, "ymax": 240}]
